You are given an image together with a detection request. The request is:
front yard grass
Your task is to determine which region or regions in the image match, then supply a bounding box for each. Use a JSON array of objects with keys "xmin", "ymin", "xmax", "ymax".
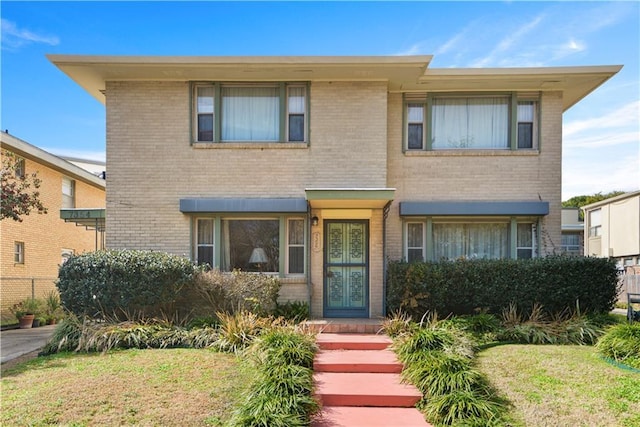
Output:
[
  {"xmin": 1, "ymin": 348, "xmax": 253, "ymax": 426},
  {"xmin": 477, "ymin": 344, "xmax": 640, "ymax": 427}
]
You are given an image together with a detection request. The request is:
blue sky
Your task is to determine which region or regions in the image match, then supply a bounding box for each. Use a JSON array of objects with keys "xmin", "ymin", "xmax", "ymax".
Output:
[{"xmin": 1, "ymin": 1, "xmax": 638, "ymax": 200}]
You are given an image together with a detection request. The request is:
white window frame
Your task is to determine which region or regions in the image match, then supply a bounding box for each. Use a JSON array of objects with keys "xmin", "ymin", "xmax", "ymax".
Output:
[
  {"xmin": 589, "ymin": 209, "xmax": 602, "ymax": 237},
  {"xmin": 286, "ymin": 218, "xmax": 305, "ymax": 275},
  {"xmin": 516, "ymin": 222, "xmax": 536, "ymax": 259},
  {"xmin": 15, "ymin": 157, "xmax": 25, "ymax": 179},
  {"xmin": 195, "ymin": 218, "xmax": 215, "ymax": 267},
  {"xmin": 61, "ymin": 249, "xmax": 74, "ymax": 265},
  {"xmin": 14, "ymin": 241, "xmax": 24, "ymax": 264},
  {"xmin": 404, "ymin": 221, "xmax": 426, "ymax": 262},
  {"xmin": 62, "ymin": 177, "xmax": 75, "ymax": 209}
]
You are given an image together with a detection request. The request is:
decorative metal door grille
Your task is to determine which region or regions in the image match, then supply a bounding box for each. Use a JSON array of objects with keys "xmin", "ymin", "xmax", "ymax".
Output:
[{"xmin": 324, "ymin": 221, "xmax": 368, "ymax": 317}]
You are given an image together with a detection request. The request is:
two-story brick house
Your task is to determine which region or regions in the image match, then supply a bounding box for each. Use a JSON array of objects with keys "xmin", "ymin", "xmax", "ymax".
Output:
[
  {"xmin": 1, "ymin": 131, "xmax": 106, "ymax": 320},
  {"xmin": 48, "ymin": 55, "xmax": 620, "ymax": 319}
]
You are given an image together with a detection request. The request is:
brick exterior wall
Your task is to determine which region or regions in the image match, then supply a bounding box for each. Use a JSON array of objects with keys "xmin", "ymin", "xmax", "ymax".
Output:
[
  {"xmin": 385, "ymin": 91, "xmax": 563, "ymax": 260},
  {"xmin": 1, "ymin": 151, "xmax": 105, "ymax": 319},
  {"xmin": 105, "ymin": 79, "xmax": 564, "ymax": 318}
]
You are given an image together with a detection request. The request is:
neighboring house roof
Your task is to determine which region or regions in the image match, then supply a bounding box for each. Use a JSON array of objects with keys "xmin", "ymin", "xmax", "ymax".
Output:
[
  {"xmin": 59, "ymin": 156, "xmax": 106, "ymax": 177},
  {"xmin": 0, "ymin": 131, "xmax": 106, "ymax": 190},
  {"xmin": 581, "ymin": 190, "xmax": 640, "ymax": 211},
  {"xmin": 47, "ymin": 55, "xmax": 622, "ymax": 112}
]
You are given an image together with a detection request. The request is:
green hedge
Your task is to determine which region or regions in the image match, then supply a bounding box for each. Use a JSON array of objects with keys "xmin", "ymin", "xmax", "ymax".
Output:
[
  {"xmin": 387, "ymin": 256, "xmax": 619, "ymax": 318},
  {"xmin": 57, "ymin": 250, "xmax": 198, "ymax": 319}
]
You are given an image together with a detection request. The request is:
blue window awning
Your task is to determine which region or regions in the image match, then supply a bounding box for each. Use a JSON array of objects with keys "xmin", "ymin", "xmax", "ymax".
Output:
[
  {"xmin": 179, "ymin": 197, "xmax": 308, "ymax": 213},
  {"xmin": 399, "ymin": 201, "xmax": 549, "ymax": 216}
]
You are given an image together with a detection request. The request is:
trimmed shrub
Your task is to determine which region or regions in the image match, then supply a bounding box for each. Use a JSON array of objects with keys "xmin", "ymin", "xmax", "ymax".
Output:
[
  {"xmin": 189, "ymin": 269, "xmax": 281, "ymax": 317},
  {"xmin": 57, "ymin": 250, "xmax": 198, "ymax": 319},
  {"xmin": 387, "ymin": 256, "xmax": 619, "ymax": 319}
]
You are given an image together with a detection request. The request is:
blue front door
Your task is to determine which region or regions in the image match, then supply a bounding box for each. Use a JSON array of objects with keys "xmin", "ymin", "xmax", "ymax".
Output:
[{"xmin": 323, "ymin": 220, "xmax": 369, "ymax": 318}]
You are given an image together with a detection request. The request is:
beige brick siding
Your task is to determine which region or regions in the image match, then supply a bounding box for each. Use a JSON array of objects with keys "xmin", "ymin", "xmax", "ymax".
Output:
[
  {"xmin": 105, "ymin": 81, "xmax": 388, "ymax": 255},
  {"xmin": 385, "ymin": 91, "xmax": 563, "ymax": 260},
  {"xmin": 106, "ymin": 79, "xmax": 564, "ymax": 318},
  {"xmin": 1, "ymin": 152, "xmax": 106, "ymax": 319}
]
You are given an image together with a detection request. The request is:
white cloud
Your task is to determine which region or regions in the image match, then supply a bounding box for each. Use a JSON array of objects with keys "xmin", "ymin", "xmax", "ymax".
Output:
[
  {"xmin": 470, "ymin": 14, "xmax": 544, "ymax": 67},
  {"xmin": 564, "ymin": 101, "xmax": 640, "ymax": 138},
  {"xmin": 393, "ymin": 41, "xmax": 429, "ymax": 56},
  {"xmin": 1, "ymin": 18, "xmax": 59, "ymax": 50}
]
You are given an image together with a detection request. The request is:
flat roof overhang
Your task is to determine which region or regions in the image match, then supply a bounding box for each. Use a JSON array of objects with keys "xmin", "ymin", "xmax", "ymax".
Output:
[
  {"xmin": 60, "ymin": 208, "xmax": 106, "ymax": 232},
  {"xmin": 305, "ymin": 188, "xmax": 395, "ymax": 209},
  {"xmin": 405, "ymin": 66, "xmax": 622, "ymax": 111},
  {"xmin": 399, "ymin": 201, "xmax": 549, "ymax": 216},
  {"xmin": 47, "ymin": 55, "xmax": 432, "ymax": 103},
  {"xmin": 179, "ymin": 197, "xmax": 308, "ymax": 213}
]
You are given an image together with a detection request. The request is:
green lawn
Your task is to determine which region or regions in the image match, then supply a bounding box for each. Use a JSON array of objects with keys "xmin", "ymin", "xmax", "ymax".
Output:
[
  {"xmin": 1, "ymin": 349, "xmax": 253, "ymax": 426},
  {"xmin": 477, "ymin": 344, "xmax": 640, "ymax": 427}
]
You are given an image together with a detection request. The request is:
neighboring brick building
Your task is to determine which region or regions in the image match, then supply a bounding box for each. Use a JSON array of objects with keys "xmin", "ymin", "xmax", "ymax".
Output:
[
  {"xmin": 49, "ymin": 55, "xmax": 620, "ymax": 319},
  {"xmin": 1, "ymin": 132, "xmax": 106, "ymax": 320}
]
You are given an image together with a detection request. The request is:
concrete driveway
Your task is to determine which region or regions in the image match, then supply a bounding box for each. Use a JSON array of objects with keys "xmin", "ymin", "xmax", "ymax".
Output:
[{"xmin": 1, "ymin": 325, "xmax": 56, "ymax": 364}]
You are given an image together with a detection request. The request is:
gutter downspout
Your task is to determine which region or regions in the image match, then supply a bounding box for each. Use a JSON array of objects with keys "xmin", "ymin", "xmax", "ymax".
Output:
[
  {"xmin": 382, "ymin": 200, "xmax": 392, "ymax": 317},
  {"xmin": 307, "ymin": 202, "xmax": 313, "ymax": 315}
]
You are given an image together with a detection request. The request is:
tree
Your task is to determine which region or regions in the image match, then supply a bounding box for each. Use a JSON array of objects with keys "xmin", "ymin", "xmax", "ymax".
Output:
[
  {"xmin": 1, "ymin": 150, "xmax": 47, "ymax": 221},
  {"xmin": 562, "ymin": 191, "xmax": 626, "ymax": 220}
]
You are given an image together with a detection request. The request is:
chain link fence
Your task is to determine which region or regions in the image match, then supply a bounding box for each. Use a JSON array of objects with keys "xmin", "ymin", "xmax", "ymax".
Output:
[{"xmin": 1, "ymin": 277, "xmax": 58, "ymax": 322}]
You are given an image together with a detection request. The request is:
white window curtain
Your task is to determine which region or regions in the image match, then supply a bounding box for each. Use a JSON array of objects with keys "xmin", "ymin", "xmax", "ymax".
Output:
[
  {"xmin": 433, "ymin": 223, "xmax": 508, "ymax": 260},
  {"xmin": 222, "ymin": 87, "xmax": 279, "ymax": 141},
  {"xmin": 432, "ymin": 98, "xmax": 509, "ymax": 149},
  {"xmin": 288, "ymin": 86, "xmax": 305, "ymax": 114}
]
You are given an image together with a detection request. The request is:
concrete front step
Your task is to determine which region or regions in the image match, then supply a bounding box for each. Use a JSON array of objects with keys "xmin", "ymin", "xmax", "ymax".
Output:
[
  {"xmin": 314, "ymin": 349, "xmax": 403, "ymax": 373},
  {"xmin": 314, "ymin": 372, "xmax": 422, "ymax": 407},
  {"xmin": 312, "ymin": 406, "xmax": 431, "ymax": 427},
  {"xmin": 316, "ymin": 333, "xmax": 392, "ymax": 350},
  {"xmin": 304, "ymin": 319, "xmax": 383, "ymax": 334}
]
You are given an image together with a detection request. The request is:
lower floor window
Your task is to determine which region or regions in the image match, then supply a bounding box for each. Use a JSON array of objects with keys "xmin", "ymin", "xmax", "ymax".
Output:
[
  {"xmin": 194, "ymin": 216, "xmax": 305, "ymax": 275},
  {"xmin": 434, "ymin": 223, "xmax": 509, "ymax": 260},
  {"xmin": 14, "ymin": 241, "xmax": 24, "ymax": 264},
  {"xmin": 404, "ymin": 219, "xmax": 538, "ymax": 261}
]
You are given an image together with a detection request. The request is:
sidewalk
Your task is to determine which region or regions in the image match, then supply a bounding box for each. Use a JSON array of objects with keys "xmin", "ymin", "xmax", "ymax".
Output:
[{"xmin": 0, "ymin": 325, "xmax": 56, "ymax": 364}]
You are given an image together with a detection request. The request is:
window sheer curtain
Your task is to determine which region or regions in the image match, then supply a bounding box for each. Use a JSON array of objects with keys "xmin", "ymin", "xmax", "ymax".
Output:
[
  {"xmin": 433, "ymin": 223, "xmax": 508, "ymax": 260},
  {"xmin": 222, "ymin": 87, "xmax": 279, "ymax": 141},
  {"xmin": 432, "ymin": 98, "xmax": 509, "ymax": 149}
]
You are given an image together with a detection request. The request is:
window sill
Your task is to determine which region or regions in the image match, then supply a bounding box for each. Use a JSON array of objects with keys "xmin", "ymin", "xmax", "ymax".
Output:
[
  {"xmin": 192, "ymin": 142, "xmax": 309, "ymax": 150},
  {"xmin": 404, "ymin": 149, "xmax": 539, "ymax": 157}
]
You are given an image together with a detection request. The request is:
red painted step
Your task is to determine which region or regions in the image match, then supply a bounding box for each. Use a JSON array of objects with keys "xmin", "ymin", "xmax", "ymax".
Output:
[
  {"xmin": 312, "ymin": 406, "xmax": 431, "ymax": 427},
  {"xmin": 316, "ymin": 333, "xmax": 392, "ymax": 350},
  {"xmin": 314, "ymin": 372, "xmax": 422, "ymax": 407},
  {"xmin": 314, "ymin": 349, "xmax": 403, "ymax": 373}
]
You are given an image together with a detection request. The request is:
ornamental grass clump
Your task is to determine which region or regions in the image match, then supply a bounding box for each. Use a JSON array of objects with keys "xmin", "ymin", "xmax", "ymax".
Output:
[
  {"xmin": 596, "ymin": 323, "xmax": 640, "ymax": 369},
  {"xmin": 497, "ymin": 303, "xmax": 603, "ymax": 345},
  {"xmin": 230, "ymin": 327, "xmax": 319, "ymax": 427},
  {"xmin": 391, "ymin": 317, "xmax": 508, "ymax": 426}
]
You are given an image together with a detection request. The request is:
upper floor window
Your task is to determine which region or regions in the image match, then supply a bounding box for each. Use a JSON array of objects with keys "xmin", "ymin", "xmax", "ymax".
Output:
[
  {"xmin": 193, "ymin": 83, "xmax": 308, "ymax": 143},
  {"xmin": 62, "ymin": 177, "xmax": 75, "ymax": 208},
  {"xmin": 589, "ymin": 209, "xmax": 602, "ymax": 237},
  {"xmin": 15, "ymin": 157, "xmax": 25, "ymax": 179},
  {"xmin": 405, "ymin": 94, "xmax": 538, "ymax": 151}
]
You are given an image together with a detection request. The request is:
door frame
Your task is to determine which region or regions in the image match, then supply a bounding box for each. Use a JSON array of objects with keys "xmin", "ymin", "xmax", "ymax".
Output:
[{"xmin": 323, "ymin": 219, "xmax": 369, "ymax": 318}]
